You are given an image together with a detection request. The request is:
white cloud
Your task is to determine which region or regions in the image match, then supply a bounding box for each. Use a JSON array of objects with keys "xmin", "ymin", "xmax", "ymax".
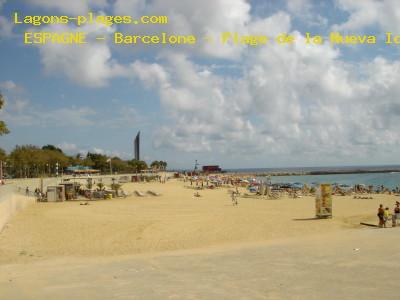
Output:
[
  {"xmin": 287, "ymin": 0, "xmax": 312, "ymax": 15},
  {"xmin": 37, "ymin": 23, "xmax": 126, "ymax": 87},
  {"xmin": 8, "ymin": 98, "xmax": 29, "ymax": 112},
  {"xmin": 57, "ymin": 142, "xmax": 79, "ymax": 153},
  {"xmin": 129, "ymin": 61, "xmax": 169, "ymax": 88},
  {"xmin": 26, "ymin": 0, "xmax": 85, "ymax": 15},
  {"xmin": 93, "ymin": 147, "xmax": 105, "ymax": 154},
  {"xmin": 286, "ymin": 0, "xmax": 328, "ymax": 27},
  {"xmin": 130, "ymin": 27, "xmax": 400, "ymax": 163},
  {"xmin": 57, "ymin": 143, "xmax": 126, "ymax": 158},
  {"xmin": 100, "ymin": 105, "xmax": 147, "ymax": 128},
  {"xmin": 0, "ymin": 15, "xmax": 13, "ymax": 37},
  {"xmin": 2, "ymin": 103, "xmax": 96, "ymax": 127},
  {"xmin": 44, "ymin": 107, "xmax": 96, "ymax": 126},
  {"xmin": 91, "ymin": 147, "xmax": 124, "ymax": 158},
  {"xmin": 0, "ymin": 80, "xmax": 17, "ymax": 90},
  {"xmin": 12, "ymin": 0, "xmax": 400, "ymax": 164},
  {"xmin": 0, "ymin": 81, "xmax": 30, "ymax": 113},
  {"xmin": 0, "ymin": 80, "xmax": 140, "ymax": 132},
  {"xmin": 332, "ymin": 0, "xmax": 400, "ymax": 32},
  {"xmin": 113, "ymin": 0, "xmax": 252, "ymax": 59},
  {"xmin": 114, "ymin": 0, "xmax": 145, "ymax": 17},
  {"xmin": 0, "ymin": 0, "xmax": 9, "ymax": 24},
  {"xmin": 26, "ymin": 0, "xmax": 110, "ymax": 14},
  {"xmin": 34, "ymin": 1, "xmax": 288, "ymax": 87}
]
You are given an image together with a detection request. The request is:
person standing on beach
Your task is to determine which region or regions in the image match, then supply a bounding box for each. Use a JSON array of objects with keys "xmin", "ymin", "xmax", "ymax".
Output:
[
  {"xmin": 377, "ymin": 204, "xmax": 385, "ymax": 228},
  {"xmin": 393, "ymin": 202, "xmax": 400, "ymax": 227},
  {"xmin": 384, "ymin": 207, "xmax": 390, "ymax": 228}
]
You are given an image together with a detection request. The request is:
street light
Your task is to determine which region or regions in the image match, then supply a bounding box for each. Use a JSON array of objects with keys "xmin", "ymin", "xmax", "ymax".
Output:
[{"xmin": 107, "ymin": 158, "xmax": 112, "ymax": 175}]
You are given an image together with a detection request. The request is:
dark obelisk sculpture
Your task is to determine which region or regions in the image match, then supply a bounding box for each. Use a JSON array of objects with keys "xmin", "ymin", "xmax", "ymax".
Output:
[{"xmin": 134, "ymin": 131, "xmax": 140, "ymax": 161}]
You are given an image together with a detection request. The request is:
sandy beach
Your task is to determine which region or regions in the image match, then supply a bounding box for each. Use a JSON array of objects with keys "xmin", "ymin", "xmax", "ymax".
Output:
[
  {"xmin": 0, "ymin": 179, "xmax": 395, "ymax": 262},
  {"xmin": 0, "ymin": 178, "xmax": 399, "ymax": 299}
]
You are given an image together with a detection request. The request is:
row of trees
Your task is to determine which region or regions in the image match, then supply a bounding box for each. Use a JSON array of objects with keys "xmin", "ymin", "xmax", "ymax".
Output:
[{"xmin": 0, "ymin": 144, "xmax": 167, "ymax": 178}]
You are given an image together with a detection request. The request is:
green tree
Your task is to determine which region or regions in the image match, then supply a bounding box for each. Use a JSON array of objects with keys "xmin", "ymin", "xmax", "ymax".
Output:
[
  {"xmin": 68, "ymin": 153, "xmax": 83, "ymax": 166},
  {"xmin": 150, "ymin": 160, "xmax": 160, "ymax": 170},
  {"xmin": 9, "ymin": 144, "xmax": 71, "ymax": 178},
  {"xmin": 42, "ymin": 144, "xmax": 63, "ymax": 153},
  {"xmin": 0, "ymin": 148, "xmax": 6, "ymax": 162},
  {"xmin": 129, "ymin": 159, "xmax": 148, "ymax": 173},
  {"xmin": 9, "ymin": 145, "xmax": 41, "ymax": 178},
  {"xmin": 86, "ymin": 152, "xmax": 109, "ymax": 173},
  {"xmin": 0, "ymin": 93, "xmax": 10, "ymax": 135},
  {"xmin": 110, "ymin": 157, "xmax": 130, "ymax": 173}
]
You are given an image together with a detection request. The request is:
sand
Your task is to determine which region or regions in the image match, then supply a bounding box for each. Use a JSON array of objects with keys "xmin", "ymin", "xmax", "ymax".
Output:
[
  {"xmin": 0, "ymin": 178, "xmax": 399, "ymax": 299},
  {"xmin": 1, "ymin": 228, "xmax": 399, "ymax": 300}
]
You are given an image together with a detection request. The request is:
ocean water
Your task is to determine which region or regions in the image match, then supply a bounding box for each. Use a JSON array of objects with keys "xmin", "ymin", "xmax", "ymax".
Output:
[
  {"xmin": 226, "ymin": 165, "xmax": 400, "ymax": 174},
  {"xmin": 259, "ymin": 172, "xmax": 400, "ymax": 190},
  {"xmin": 223, "ymin": 165, "xmax": 400, "ymax": 189}
]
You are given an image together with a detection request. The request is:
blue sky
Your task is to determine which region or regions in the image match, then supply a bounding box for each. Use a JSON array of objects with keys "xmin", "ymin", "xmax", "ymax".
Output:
[{"xmin": 1, "ymin": 0, "xmax": 400, "ymax": 169}]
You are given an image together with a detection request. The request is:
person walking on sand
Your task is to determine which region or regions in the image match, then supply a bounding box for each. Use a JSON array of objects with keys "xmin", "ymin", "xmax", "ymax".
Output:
[
  {"xmin": 377, "ymin": 204, "xmax": 385, "ymax": 228},
  {"xmin": 393, "ymin": 202, "xmax": 400, "ymax": 227},
  {"xmin": 384, "ymin": 207, "xmax": 390, "ymax": 228},
  {"xmin": 231, "ymin": 191, "xmax": 238, "ymax": 206}
]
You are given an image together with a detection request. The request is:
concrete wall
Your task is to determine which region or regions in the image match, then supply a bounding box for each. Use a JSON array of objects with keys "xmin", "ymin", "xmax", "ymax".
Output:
[
  {"xmin": 7, "ymin": 174, "xmax": 141, "ymax": 192},
  {"xmin": 0, "ymin": 185, "xmax": 35, "ymax": 233}
]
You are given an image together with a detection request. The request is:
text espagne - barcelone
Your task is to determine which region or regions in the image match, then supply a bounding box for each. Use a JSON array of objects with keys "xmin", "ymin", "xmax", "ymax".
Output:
[{"xmin": 15, "ymin": 12, "xmax": 400, "ymax": 46}]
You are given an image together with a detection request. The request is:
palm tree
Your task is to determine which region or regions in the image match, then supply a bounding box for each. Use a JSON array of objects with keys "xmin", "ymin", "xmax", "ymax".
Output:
[{"xmin": 96, "ymin": 182, "xmax": 105, "ymax": 191}]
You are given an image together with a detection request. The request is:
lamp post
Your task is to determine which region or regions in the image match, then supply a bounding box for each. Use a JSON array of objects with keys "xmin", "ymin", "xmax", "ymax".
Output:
[
  {"xmin": 108, "ymin": 158, "xmax": 112, "ymax": 175},
  {"xmin": 0, "ymin": 160, "xmax": 3, "ymax": 184}
]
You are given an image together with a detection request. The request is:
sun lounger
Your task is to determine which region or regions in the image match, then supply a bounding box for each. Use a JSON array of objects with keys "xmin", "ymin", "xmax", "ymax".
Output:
[
  {"xmin": 241, "ymin": 193, "xmax": 261, "ymax": 198},
  {"xmin": 134, "ymin": 190, "xmax": 147, "ymax": 197},
  {"xmin": 147, "ymin": 190, "xmax": 161, "ymax": 196}
]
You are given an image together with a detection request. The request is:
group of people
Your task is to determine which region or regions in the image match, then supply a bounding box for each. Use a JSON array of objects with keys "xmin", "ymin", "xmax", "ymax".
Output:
[{"xmin": 377, "ymin": 201, "xmax": 400, "ymax": 228}]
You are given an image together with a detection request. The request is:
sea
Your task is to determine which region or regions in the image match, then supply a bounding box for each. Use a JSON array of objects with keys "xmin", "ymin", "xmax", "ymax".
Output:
[{"xmin": 225, "ymin": 165, "xmax": 400, "ymax": 190}]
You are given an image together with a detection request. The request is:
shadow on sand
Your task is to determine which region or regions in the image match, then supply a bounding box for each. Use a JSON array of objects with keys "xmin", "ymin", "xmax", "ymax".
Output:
[{"xmin": 292, "ymin": 217, "xmax": 328, "ymax": 221}]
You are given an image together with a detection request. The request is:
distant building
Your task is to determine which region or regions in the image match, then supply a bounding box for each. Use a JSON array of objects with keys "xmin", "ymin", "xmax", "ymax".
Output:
[
  {"xmin": 134, "ymin": 131, "xmax": 140, "ymax": 160},
  {"xmin": 202, "ymin": 165, "xmax": 222, "ymax": 172}
]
